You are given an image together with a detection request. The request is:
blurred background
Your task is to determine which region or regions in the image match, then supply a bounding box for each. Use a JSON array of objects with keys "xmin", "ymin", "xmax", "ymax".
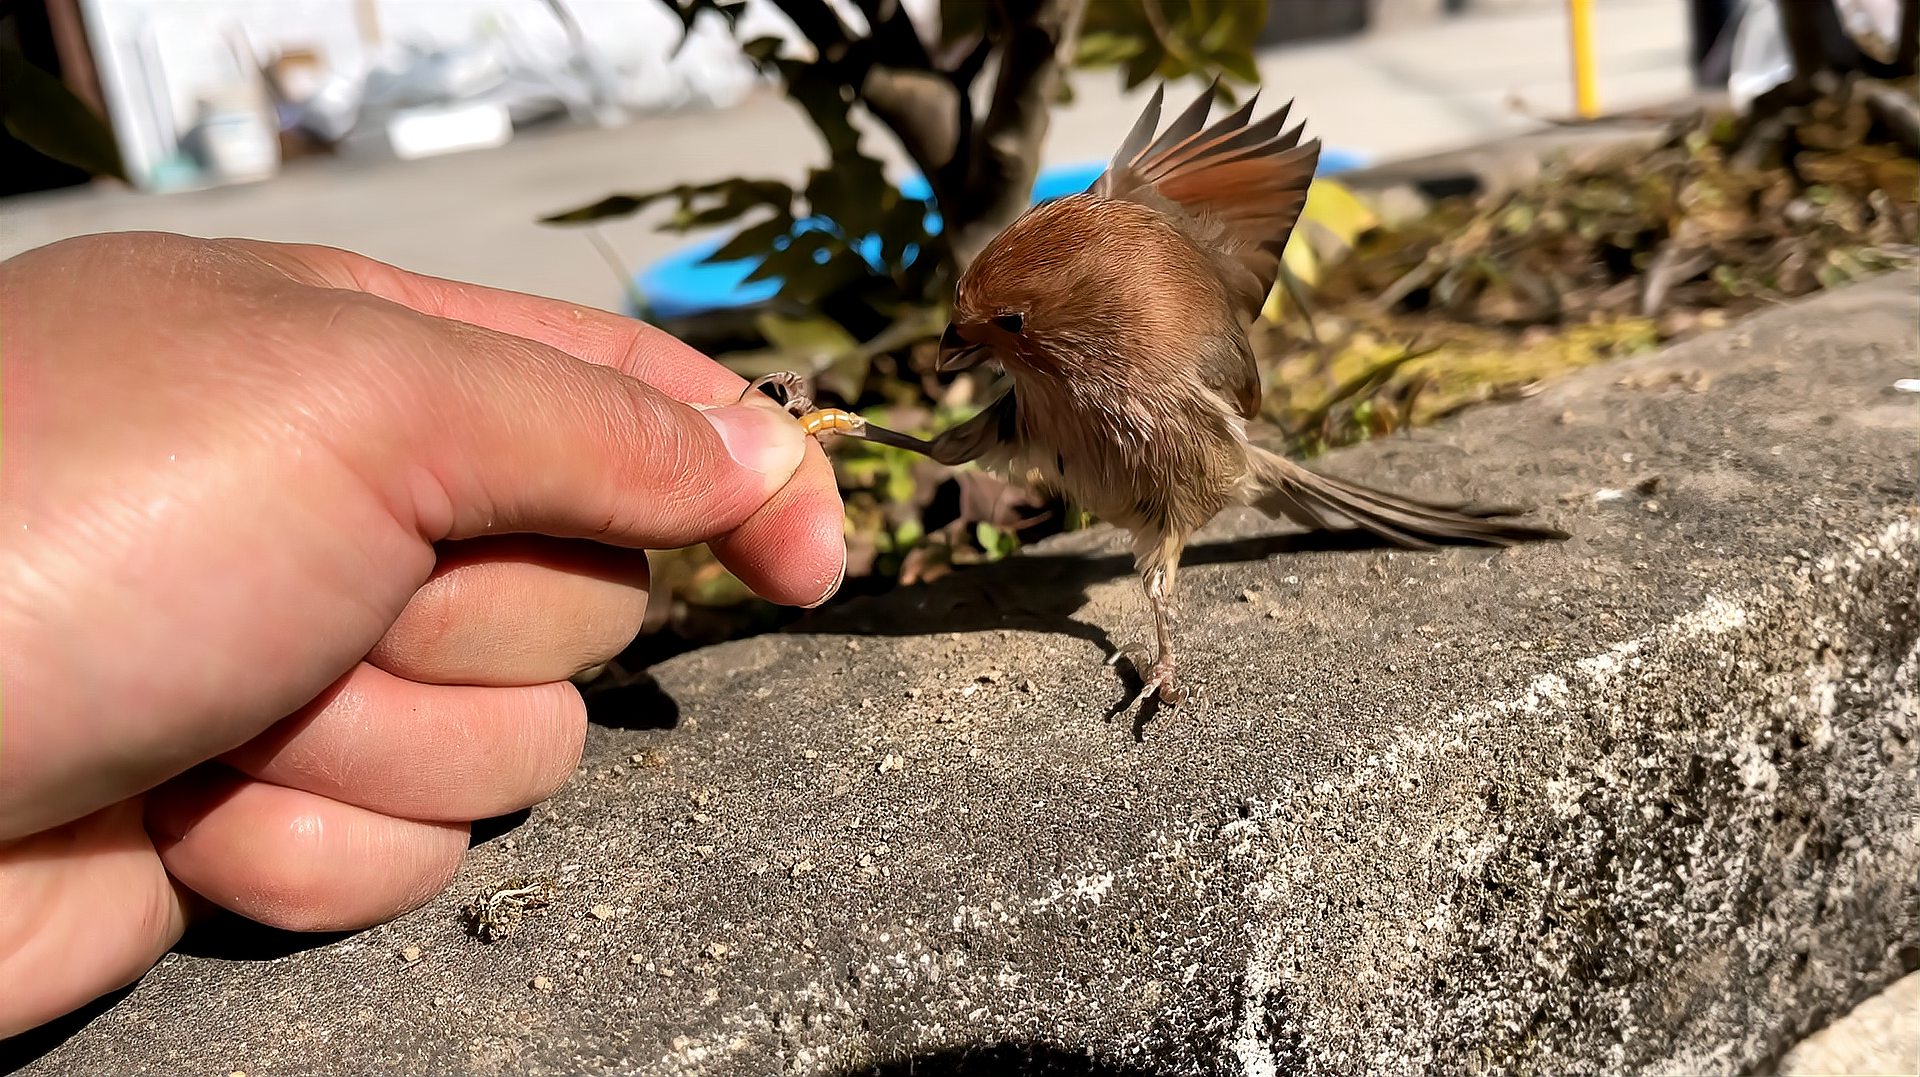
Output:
[
  {"xmin": 3, "ymin": 0, "xmax": 1914, "ymax": 654},
  {"xmin": 2, "ymin": 0, "xmax": 1693, "ymax": 304}
]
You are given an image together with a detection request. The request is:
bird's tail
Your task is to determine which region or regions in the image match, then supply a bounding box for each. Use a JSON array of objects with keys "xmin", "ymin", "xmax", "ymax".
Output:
[{"xmin": 1247, "ymin": 446, "xmax": 1569, "ymax": 549}]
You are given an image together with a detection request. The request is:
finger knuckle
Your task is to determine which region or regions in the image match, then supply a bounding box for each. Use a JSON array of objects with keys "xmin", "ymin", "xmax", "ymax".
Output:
[{"xmin": 603, "ymin": 382, "xmax": 728, "ymax": 533}]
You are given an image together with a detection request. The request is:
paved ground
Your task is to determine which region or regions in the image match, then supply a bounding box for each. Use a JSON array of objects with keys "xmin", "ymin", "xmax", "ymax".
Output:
[{"xmin": 0, "ymin": 0, "xmax": 1689, "ymax": 312}]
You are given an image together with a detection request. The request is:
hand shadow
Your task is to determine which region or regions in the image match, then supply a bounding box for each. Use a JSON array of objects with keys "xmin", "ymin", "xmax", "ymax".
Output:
[
  {"xmin": 580, "ymin": 667, "xmax": 682, "ymax": 732},
  {"xmin": 0, "ymin": 984, "xmax": 138, "ymax": 1076}
]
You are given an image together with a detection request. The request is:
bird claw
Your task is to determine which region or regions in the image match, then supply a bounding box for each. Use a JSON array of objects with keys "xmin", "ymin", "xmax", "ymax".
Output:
[
  {"xmin": 741, "ymin": 371, "xmax": 814, "ymax": 418},
  {"xmin": 1132, "ymin": 663, "xmax": 1192, "ymax": 710},
  {"xmin": 1110, "ymin": 646, "xmax": 1192, "ymax": 710}
]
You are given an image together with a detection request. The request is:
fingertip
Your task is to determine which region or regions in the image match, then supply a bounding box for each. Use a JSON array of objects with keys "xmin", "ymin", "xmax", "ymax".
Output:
[
  {"xmin": 709, "ymin": 444, "xmax": 848, "ymax": 607},
  {"xmin": 419, "ymin": 348, "xmax": 809, "ymax": 551},
  {"xmin": 222, "ymin": 668, "xmax": 589, "ymax": 821}
]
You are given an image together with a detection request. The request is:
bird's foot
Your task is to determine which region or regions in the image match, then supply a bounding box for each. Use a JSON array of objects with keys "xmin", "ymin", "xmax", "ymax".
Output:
[
  {"xmin": 741, "ymin": 371, "xmax": 867, "ymax": 442},
  {"xmin": 1109, "ymin": 644, "xmax": 1193, "ymax": 710},
  {"xmin": 1137, "ymin": 659, "xmax": 1192, "ymax": 709},
  {"xmin": 741, "ymin": 371, "xmax": 813, "ymax": 418}
]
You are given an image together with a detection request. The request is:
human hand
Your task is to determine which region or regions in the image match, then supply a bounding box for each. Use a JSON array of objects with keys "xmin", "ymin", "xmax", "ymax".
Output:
[{"xmin": 0, "ymin": 232, "xmax": 845, "ymax": 1036}]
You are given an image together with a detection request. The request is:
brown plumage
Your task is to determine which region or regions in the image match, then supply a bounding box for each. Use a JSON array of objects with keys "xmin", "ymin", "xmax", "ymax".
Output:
[{"xmin": 749, "ymin": 85, "xmax": 1567, "ymax": 707}]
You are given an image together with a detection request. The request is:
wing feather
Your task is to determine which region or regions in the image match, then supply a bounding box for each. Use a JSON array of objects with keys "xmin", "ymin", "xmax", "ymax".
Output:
[{"xmin": 1092, "ymin": 84, "xmax": 1324, "ymax": 419}]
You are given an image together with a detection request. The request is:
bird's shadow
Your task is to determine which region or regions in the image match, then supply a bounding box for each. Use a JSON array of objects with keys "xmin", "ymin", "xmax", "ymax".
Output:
[
  {"xmin": 805, "ymin": 527, "xmax": 1396, "ymax": 650},
  {"xmin": 598, "ymin": 523, "xmax": 1531, "ymax": 739},
  {"xmin": 802, "ymin": 526, "xmax": 1406, "ymax": 738}
]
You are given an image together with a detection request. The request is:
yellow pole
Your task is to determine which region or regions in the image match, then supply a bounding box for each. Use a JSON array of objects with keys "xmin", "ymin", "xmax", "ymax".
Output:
[{"xmin": 1568, "ymin": 0, "xmax": 1598, "ymax": 119}]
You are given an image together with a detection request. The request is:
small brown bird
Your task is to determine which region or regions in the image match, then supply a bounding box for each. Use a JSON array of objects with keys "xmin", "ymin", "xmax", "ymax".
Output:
[{"xmin": 750, "ymin": 85, "xmax": 1566, "ymax": 707}]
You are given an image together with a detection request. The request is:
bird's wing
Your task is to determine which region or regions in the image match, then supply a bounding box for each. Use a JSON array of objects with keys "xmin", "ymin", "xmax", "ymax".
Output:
[{"xmin": 1094, "ymin": 83, "xmax": 1321, "ymax": 324}]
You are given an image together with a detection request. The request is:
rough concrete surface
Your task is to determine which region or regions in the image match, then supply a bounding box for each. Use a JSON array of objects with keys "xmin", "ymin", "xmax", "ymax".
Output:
[{"xmin": 7, "ymin": 275, "xmax": 1918, "ymax": 1076}]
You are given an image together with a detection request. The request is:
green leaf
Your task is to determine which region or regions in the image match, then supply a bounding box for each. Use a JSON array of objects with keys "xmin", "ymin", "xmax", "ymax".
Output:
[
  {"xmin": 540, "ymin": 193, "xmax": 661, "ymax": 224},
  {"xmin": 660, "ymin": 0, "xmax": 747, "ymax": 58},
  {"xmin": 1199, "ymin": 11, "xmax": 1238, "ymax": 52},
  {"xmin": 0, "ymin": 44, "xmax": 126, "ymax": 181},
  {"xmin": 1121, "ymin": 45, "xmax": 1163, "ymax": 89},
  {"xmin": 777, "ymin": 61, "xmax": 863, "ymax": 158},
  {"xmin": 885, "ymin": 459, "xmax": 918, "ymax": 504},
  {"xmin": 938, "ymin": 0, "xmax": 989, "ymax": 44},
  {"xmin": 876, "ymin": 198, "xmax": 934, "ymax": 268},
  {"xmin": 741, "ymin": 230, "xmax": 836, "ymax": 285},
  {"xmin": 1215, "ymin": 47, "xmax": 1259, "ymax": 84},
  {"xmin": 1499, "ymin": 202, "xmax": 1536, "ymax": 236},
  {"xmin": 661, "ymin": 0, "xmax": 746, "ymax": 35},
  {"xmin": 803, "ymin": 156, "xmax": 894, "ymax": 237},
  {"xmin": 754, "ymin": 311, "xmax": 860, "ymax": 360},
  {"xmin": 741, "ymin": 231, "xmax": 872, "ymax": 303},
  {"xmin": 541, "ymin": 178, "xmax": 793, "ymax": 228},
  {"xmin": 702, "ymin": 215, "xmax": 796, "ymax": 264},
  {"xmin": 1077, "ymin": 31, "xmax": 1146, "ymax": 66}
]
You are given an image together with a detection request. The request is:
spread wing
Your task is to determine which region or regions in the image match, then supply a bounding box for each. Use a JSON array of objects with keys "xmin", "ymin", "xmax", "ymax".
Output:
[{"xmin": 1095, "ymin": 84, "xmax": 1322, "ymax": 418}]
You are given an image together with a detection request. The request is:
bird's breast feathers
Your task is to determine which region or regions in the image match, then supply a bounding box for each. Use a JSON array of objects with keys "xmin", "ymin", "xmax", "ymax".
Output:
[{"xmin": 998, "ymin": 367, "xmax": 1250, "ymax": 532}]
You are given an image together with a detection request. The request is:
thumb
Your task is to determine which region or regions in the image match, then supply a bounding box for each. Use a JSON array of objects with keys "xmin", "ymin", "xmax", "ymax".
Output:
[{"xmin": 358, "ymin": 302, "xmax": 811, "ymax": 549}]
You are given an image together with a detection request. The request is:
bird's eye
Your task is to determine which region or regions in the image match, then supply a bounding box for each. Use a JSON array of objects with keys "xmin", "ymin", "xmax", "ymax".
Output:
[{"xmin": 992, "ymin": 312, "xmax": 1025, "ymax": 334}]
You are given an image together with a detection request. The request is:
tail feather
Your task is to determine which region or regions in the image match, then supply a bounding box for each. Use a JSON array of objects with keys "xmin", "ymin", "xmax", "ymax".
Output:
[{"xmin": 1250, "ymin": 448, "xmax": 1569, "ymax": 549}]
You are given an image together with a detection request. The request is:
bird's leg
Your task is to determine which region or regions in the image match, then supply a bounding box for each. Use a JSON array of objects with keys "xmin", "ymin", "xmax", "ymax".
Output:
[{"xmin": 1116, "ymin": 562, "xmax": 1190, "ymax": 709}]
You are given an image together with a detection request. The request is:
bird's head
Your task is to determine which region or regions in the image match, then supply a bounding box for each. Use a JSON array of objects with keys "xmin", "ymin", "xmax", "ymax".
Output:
[{"xmin": 938, "ymin": 194, "xmax": 1219, "ymax": 380}]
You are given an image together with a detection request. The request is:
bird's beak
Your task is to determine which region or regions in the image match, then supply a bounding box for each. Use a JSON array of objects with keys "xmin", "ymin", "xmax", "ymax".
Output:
[{"xmin": 937, "ymin": 322, "xmax": 989, "ymax": 373}]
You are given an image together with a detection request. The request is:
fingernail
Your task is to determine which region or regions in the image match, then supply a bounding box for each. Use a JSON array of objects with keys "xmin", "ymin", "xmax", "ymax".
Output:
[{"xmin": 701, "ymin": 402, "xmax": 806, "ymax": 481}]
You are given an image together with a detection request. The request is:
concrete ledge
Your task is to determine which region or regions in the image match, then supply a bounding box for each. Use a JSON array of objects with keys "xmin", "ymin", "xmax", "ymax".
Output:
[{"xmin": 9, "ymin": 276, "xmax": 1918, "ymax": 1076}]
